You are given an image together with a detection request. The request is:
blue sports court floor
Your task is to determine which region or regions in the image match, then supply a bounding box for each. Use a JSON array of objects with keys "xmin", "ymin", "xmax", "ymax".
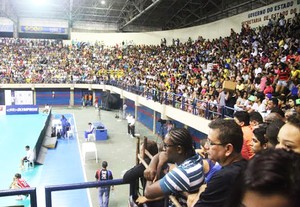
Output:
[{"xmin": 0, "ymin": 113, "xmax": 90, "ymax": 207}]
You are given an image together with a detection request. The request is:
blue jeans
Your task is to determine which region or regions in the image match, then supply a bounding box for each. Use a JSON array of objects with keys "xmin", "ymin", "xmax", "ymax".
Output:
[
  {"xmin": 98, "ymin": 187, "xmax": 110, "ymax": 207},
  {"xmin": 84, "ymin": 131, "xmax": 93, "ymax": 139}
]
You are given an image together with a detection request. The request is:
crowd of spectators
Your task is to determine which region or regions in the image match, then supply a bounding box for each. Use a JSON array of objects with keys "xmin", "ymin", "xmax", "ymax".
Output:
[
  {"xmin": 0, "ymin": 12, "xmax": 300, "ymax": 120},
  {"xmin": 1, "ymin": 12, "xmax": 300, "ymax": 206}
]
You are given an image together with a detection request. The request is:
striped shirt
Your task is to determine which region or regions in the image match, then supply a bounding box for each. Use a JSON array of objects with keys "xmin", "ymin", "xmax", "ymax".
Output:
[{"xmin": 159, "ymin": 153, "xmax": 204, "ymax": 204}]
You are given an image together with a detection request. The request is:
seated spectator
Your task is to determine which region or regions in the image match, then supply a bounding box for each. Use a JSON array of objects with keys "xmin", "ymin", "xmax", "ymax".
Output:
[
  {"xmin": 42, "ymin": 104, "xmax": 50, "ymax": 114},
  {"xmin": 203, "ymin": 159, "xmax": 221, "ymax": 184},
  {"xmin": 249, "ymin": 111, "xmax": 263, "ymax": 129},
  {"xmin": 285, "ymin": 108, "xmax": 297, "ymax": 120},
  {"xmin": 195, "ymin": 140, "xmax": 222, "ymax": 184},
  {"xmin": 264, "ymin": 112, "xmax": 284, "ymax": 123},
  {"xmin": 270, "ymin": 107, "xmax": 285, "ymax": 120},
  {"xmin": 295, "ymin": 98, "xmax": 300, "ymax": 115},
  {"xmin": 251, "ymin": 124, "xmax": 268, "ymax": 153},
  {"xmin": 194, "ymin": 119, "xmax": 247, "ymax": 207},
  {"xmin": 144, "ymin": 128, "xmax": 204, "ymax": 206},
  {"xmin": 20, "ymin": 145, "xmax": 34, "ymax": 169},
  {"xmin": 234, "ymin": 111, "xmax": 255, "ymax": 160},
  {"xmin": 84, "ymin": 122, "xmax": 94, "ymax": 141},
  {"xmin": 227, "ymin": 149, "xmax": 300, "ymax": 207},
  {"xmin": 234, "ymin": 91, "xmax": 247, "ymax": 111},
  {"xmin": 265, "ymin": 119, "xmax": 285, "ymax": 148},
  {"xmin": 276, "ymin": 114, "xmax": 300, "ymax": 153}
]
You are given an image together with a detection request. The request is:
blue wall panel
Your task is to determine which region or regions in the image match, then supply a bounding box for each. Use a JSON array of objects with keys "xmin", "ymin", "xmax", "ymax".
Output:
[
  {"xmin": 74, "ymin": 89, "xmax": 89, "ymax": 106},
  {"xmin": 95, "ymin": 90, "xmax": 102, "ymax": 106},
  {"xmin": 154, "ymin": 112, "xmax": 166, "ymax": 138},
  {"xmin": 125, "ymin": 99, "xmax": 135, "ymax": 116},
  {"xmin": 137, "ymin": 105, "xmax": 153, "ymax": 131},
  {"xmin": 36, "ymin": 88, "xmax": 70, "ymax": 106}
]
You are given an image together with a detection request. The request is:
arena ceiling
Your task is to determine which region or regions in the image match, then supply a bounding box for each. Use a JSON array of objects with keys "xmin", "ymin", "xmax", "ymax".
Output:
[{"xmin": 2, "ymin": 0, "xmax": 282, "ymax": 32}]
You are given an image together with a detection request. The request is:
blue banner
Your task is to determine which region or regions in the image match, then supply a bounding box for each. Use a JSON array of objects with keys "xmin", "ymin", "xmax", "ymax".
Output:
[
  {"xmin": 20, "ymin": 26, "xmax": 67, "ymax": 34},
  {"xmin": 6, "ymin": 105, "xmax": 39, "ymax": 115}
]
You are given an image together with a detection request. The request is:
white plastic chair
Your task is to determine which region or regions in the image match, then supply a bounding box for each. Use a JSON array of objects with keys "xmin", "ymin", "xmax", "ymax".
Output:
[
  {"xmin": 87, "ymin": 130, "xmax": 96, "ymax": 141},
  {"xmin": 56, "ymin": 125, "xmax": 63, "ymax": 136},
  {"xmin": 67, "ymin": 127, "xmax": 74, "ymax": 139},
  {"xmin": 82, "ymin": 142, "xmax": 98, "ymax": 163}
]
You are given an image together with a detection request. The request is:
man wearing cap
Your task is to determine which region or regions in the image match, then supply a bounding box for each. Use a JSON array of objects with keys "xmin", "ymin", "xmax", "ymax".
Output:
[{"xmin": 245, "ymin": 95, "xmax": 258, "ymax": 113}]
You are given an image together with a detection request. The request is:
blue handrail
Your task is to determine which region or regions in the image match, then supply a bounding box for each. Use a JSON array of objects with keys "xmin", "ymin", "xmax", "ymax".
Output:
[
  {"xmin": 0, "ymin": 187, "xmax": 37, "ymax": 207},
  {"xmin": 45, "ymin": 179, "xmax": 124, "ymax": 207}
]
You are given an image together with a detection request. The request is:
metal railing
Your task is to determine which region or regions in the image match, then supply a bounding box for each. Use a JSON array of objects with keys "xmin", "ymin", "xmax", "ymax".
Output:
[
  {"xmin": 107, "ymin": 80, "xmax": 235, "ymax": 119},
  {"xmin": 0, "ymin": 187, "xmax": 37, "ymax": 207},
  {"xmin": 45, "ymin": 179, "xmax": 124, "ymax": 207},
  {"xmin": 0, "ymin": 179, "xmax": 123, "ymax": 207}
]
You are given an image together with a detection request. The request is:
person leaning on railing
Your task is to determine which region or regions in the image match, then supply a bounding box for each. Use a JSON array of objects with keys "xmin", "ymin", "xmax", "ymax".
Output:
[
  {"xmin": 123, "ymin": 140, "xmax": 166, "ymax": 207},
  {"xmin": 144, "ymin": 128, "xmax": 204, "ymax": 206}
]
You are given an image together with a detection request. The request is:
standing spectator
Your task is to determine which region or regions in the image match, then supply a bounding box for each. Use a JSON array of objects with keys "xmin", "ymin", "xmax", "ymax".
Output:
[
  {"xmin": 88, "ymin": 93, "xmax": 93, "ymax": 106},
  {"xmin": 84, "ymin": 94, "xmax": 88, "ymax": 106},
  {"xmin": 60, "ymin": 115, "xmax": 68, "ymax": 138},
  {"xmin": 130, "ymin": 116, "xmax": 136, "ymax": 138},
  {"xmin": 9, "ymin": 173, "xmax": 30, "ymax": 200},
  {"xmin": 217, "ymin": 88, "xmax": 226, "ymax": 114},
  {"xmin": 122, "ymin": 103, "xmax": 127, "ymax": 119},
  {"xmin": 166, "ymin": 121, "xmax": 174, "ymax": 133},
  {"xmin": 95, "ymin": 161, "xmax": 114, "ymax": 207},
  {"xmin": 20, "ymin": 145, "xmax": 34, "ymax": 169},
  {"xmin": 81, "ymin": 95, "xmax": 86, "ymax": 108},
  {"xmin": 94, "ymin": 97, "xmax": 99, "ymax": 110},
  {"xmin": 126, "ymin": 114, "xmax": 132, "ymax": 135}
]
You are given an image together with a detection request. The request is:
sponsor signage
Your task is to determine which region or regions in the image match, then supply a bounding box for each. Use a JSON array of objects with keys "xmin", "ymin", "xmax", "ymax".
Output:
[
  {"xmin": 6, "ymin": 105, "xmax": 39, "ymax": 115},
  {"xmin": 20, "ymin": 26, "xmax": 67, "ymax": 34}
]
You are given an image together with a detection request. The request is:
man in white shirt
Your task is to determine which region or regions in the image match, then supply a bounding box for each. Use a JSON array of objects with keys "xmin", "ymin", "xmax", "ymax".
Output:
[
  {"xmin": 21, "ymin": 145, "xmax": 34, "ymax": 169},
  {"xmin": 84, "ymin": 122, "xmax": 94, "ymax": 141},
  {"xmin": 126, "ymin": 114, "xmax": 132, "ymax": 135},
  {"xmin": 122, "ymin": 103, "xmax": 127, "ymax": 119},
  {"xmin": 130, "ymin": 116, "xmax": 136, "ymax": 138}
]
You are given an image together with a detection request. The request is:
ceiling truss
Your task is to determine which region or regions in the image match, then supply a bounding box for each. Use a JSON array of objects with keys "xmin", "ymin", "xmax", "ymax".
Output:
[{"xmin": 0, "ymin": 0, "xmax": 282, "ymax": 32}]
